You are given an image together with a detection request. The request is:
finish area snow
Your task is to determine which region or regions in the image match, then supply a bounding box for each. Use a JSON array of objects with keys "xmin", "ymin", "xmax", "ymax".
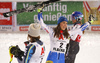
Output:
[{"xmin": 0, "ymin": 31, "xmax": 100, "ymax": 63}]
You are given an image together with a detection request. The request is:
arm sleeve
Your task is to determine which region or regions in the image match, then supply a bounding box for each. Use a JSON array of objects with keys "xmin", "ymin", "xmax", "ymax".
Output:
[
  {"xmin": 38, "ymin": 12, "xmax": 53, "ymax": 33},
  {"xmin": 24, "ymin": 44, "xmax": 36, "ymax": 63},
  {"xmin": 69, "ymin": 22, "xmax": 90, "ymax": 36},
  {"xmin": 80, "ymin": 22, "xmax": 90, "ymax": 31}
]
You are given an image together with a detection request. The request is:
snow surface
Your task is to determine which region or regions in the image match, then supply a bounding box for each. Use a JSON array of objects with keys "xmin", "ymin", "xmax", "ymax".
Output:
[{"xmin": 0, "ymin": 31, "xmax": 100, "ymax": 63}]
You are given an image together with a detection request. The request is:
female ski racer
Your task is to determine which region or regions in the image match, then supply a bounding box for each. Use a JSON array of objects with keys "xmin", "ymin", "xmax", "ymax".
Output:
[
  {"xmin": 37, "ymin": 8, "xmax": 93, "ymax": 63},
  {"xmin": 65, "ymin": 11, "xmax": 85, "ymax": 63},
  {"xmin": 9, "ymin": 23, "xmax": 45, "ymax": 63}
]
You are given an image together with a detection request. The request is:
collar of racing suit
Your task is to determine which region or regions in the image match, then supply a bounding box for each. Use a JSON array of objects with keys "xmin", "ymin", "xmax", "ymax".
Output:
[{"xmin": 74, "ymin": 21, "xmax": 81, "ymax": 26}]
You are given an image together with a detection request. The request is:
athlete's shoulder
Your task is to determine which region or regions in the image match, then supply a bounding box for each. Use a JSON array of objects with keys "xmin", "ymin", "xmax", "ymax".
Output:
[
  {"xmin": 73, "ymin": 24, "xmax": 81, "ymax": 29},
  {"xmin": 26, "ymin": 43, "xmax": 36, "ymax": 50},
  {"xmin": 75, "ymin": 24, "xmax": 81, "ymax": 27}
]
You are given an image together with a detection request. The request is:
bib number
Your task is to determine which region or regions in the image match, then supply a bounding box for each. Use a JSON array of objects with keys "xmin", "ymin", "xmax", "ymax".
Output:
[{"xmin": 60, "ymin": 43, "xmax": 63, "ymax": 48}]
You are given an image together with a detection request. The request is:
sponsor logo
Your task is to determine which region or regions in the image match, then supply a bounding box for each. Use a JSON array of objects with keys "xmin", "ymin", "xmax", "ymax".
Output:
[
  {"xmin": 0, "ymin": 26, "xmax": 12, "ymax": 31},
  {"xmin": 91, "ymin": 26, "xmax": 100, "ymax": 31},
  {"xmin": 19, "ymin": 26, "xmax": 29, "ymax": 31},
  {"xmin": 0, "ymin": 2, "xmax": 12, "ymax": 25},
  {"xmin": 53, "ymin": 47, "xmax": 65, "ymax": 52}
]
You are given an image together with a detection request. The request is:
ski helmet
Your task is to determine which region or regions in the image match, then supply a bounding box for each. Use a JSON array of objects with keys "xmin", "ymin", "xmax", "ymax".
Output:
[{"xmin": 71, "ymin": 11, "xmax": 83, "ymax": 21}]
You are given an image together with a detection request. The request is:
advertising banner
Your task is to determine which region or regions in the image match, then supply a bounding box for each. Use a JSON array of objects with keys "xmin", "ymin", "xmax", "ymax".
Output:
[
  {"xmin": 91, "ymin": 26, "xmax": 100, "ymax": 31},
  {"xmin": 0, "ymin": 26, "xmax": 12, "ymax": 31},
  {"xmin": 19, "ymin": 26, "xmax": 29, "ymax": 31},
  {"xmin": 0, "ymin": 2, "xmax": 12, "ymax": 25},
  {"xmin": 17, "ymin": 1, "xmax": 83, "ymax": 25}
]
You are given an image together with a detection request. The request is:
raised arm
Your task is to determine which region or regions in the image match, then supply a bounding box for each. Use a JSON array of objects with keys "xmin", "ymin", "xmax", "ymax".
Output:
[
  {"xmin": 69, "ymin": 16, "xmax": 94, "ymax": 36},
  {"xmin": 37, "ymin": 11, "xmax": 53, "ymax": 33}
]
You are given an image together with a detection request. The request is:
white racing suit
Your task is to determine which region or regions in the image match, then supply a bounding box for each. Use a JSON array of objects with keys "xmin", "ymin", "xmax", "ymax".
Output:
[
  {"xmin": 38, "ymin": 12, "xmax": 90, "ymax": 63},
  {"xmin": 17, "ymin": 40, "xmax": 45, "ymax": 63}
]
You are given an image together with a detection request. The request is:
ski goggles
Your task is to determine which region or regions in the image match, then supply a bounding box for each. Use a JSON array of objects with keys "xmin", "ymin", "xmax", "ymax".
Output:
[{"xmin": 71, "ymin": 15, "xmax": 83, "ymax": 20}]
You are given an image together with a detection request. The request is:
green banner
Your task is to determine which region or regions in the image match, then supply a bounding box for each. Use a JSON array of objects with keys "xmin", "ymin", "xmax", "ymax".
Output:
[{"xmin": 17, "ymin": 1, "xmax": 83, "ymax": 25}]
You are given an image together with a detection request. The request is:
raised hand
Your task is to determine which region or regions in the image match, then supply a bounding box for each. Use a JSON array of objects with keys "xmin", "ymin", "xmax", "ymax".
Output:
[{"xmin": 88, "ymin": 14, "xmax": 95, "ymax": 24}]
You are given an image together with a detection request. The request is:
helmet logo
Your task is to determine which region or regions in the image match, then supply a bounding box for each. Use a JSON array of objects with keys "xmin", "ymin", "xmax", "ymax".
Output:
[{"xmin": 72, "ymin": 12, "xmax": 75, "ymax": 14}]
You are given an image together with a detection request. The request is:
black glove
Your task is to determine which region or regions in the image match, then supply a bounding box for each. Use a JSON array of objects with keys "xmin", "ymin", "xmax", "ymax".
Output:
[
  {"xmin": 88, "ymin": 14, "xmax": 94, "ymax": 24},
  {"xmin": 89, "ymin": 14, "xmax": 94, "ymax": 21},
  {"xmin": 10, "ymin": 45, "xmax": 24, "ymax": 61}
]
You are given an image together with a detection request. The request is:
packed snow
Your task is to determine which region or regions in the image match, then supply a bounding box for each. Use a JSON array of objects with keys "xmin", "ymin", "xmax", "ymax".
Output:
[{"xmin": 0, "ymin": 31, "xmax": 100, "ymax": 63}]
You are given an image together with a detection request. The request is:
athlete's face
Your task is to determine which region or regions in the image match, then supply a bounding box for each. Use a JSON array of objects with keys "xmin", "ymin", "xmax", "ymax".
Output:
[
  {"xmin": 60, "ymin": 21, "xmax": 67, "ymax": 30},
  {"xmin": 72, "ymin": 19, "xmax": 77, "ymax": 23},
  {"xmin": 72, "ymin": 17, "xmax": 77, "ymax": 23}
]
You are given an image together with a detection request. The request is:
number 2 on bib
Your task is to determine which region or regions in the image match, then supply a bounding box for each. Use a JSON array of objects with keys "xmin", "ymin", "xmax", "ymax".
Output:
[{"xmin": 60, "ymin": 43, "xmax": 63, "ymax": 48}]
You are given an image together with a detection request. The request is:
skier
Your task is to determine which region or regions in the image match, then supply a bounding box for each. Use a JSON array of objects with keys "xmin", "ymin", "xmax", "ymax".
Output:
[
  {"xmin": 65, "ymin": 11, "xmax": 85, "ymax": 63},
  {"xmin": 37, "ymin": 8, "xmax": 94, "ymax": 63},
  {"xmin": 9, "ymin": 23, "xmax": 45, "ymax": 63}
]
